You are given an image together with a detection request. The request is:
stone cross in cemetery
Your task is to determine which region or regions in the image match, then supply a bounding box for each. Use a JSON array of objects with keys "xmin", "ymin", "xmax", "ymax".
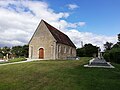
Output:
[
  {"xmin": 98, "ymin": 47, "xmax": 103, "ymax": 59},
  {"xmin": 84, "ymin": 47, "xmax": 115, "ymax": 68}
]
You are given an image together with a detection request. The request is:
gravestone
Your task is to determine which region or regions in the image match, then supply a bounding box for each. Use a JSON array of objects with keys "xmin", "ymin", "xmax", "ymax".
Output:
[{"xmin": 84, "ymin": 47, "xmax": 114, "ymax": 68}]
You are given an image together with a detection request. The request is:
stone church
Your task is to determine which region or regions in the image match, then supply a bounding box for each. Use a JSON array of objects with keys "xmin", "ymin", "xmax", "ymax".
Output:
[{"xmin": 28, "ymin": 20, "xmax": 76, "ymax": 60}]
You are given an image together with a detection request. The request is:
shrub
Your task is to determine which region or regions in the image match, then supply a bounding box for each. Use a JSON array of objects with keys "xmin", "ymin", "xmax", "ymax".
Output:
[
  {"xmin": 103, "ymin": 48, "xmax": 120, "ymax": 64},
  {"xmin": 0, "ymin": 53, "xmax": 3, "ymax": 58},
  {"xmin": 103, "ymin": 52, "xmax": 110, "ymax": 62}
]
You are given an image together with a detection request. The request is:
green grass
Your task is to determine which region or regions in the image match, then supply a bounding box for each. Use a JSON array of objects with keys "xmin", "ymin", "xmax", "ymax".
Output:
[
  {"xmin": 0, "ymin": 57, "xmax": 120, "ymax": 90},
  {"xmin": 8, "ymin": 58, "xmax": 27, "ymax": 63},
  {"xmin": 0, "ymin": 58, "xmax": 27, "ymax": 64}
]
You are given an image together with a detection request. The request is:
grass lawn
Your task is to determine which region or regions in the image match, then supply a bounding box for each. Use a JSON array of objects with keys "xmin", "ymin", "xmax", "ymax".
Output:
[
  {"xmin": 0, "ymin": 58, "xmax": 27, "ymax": 64},
  {"xmin": 0, "ymin": 57, "xmax": 120, "ymax": 90}
]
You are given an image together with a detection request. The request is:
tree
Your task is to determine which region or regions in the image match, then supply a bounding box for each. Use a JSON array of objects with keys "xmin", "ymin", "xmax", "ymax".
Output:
[
  {"xmin": 112, "ymin": 34, "xmax": 120, "ymax": 48},
  {"xmin": 112, "ymin": 43, "xmax": 120, "ymax": 48},
  {"xmin": 104, "ymin": 42, "xmax": 113, "ymax": 50},
  {"xmin": 103, "ymin": 48, "xmax": 120, "ymax": 63},
  {"xmin": 2, "ymin": 46, "xmax": 11, "ymax": 56},
  {"xmin": 0, "ymin": 48, "xmax": 2, "ymax": 53},
  {"xmin": 22, "ymin": 45, "xmax": 29, "ymax": 57},
  {"xmin": 0, "ymin": 53, "xmax": 3, "ymax": 58},
  {"xmin": 0, "ymin": 47, "xmax": 4, "ymax": 59},
  {"xmin": 77, "ymin": 43, "xmax": 98, "ymax": 57},
  {"xmin": 11, "ymin": 45, "xmax": 28, "ymax": 58},
  {"xmin": 118, "ymin": 33, "xmax": 120, "ymax": 42},
  {"xmin": 11, "ymin": 46, "xmax": 23, "ymax": 57},
  {"xmin": 103, "ymin": 34, "xmax": 120, "ymax": 63},
  {"xmin": 84, "ymin": 44, "xmax": 99, "ymax": 57},
  {"xmin": 77, "ymin": 48, "xmax": 85, "ymax": 57}
]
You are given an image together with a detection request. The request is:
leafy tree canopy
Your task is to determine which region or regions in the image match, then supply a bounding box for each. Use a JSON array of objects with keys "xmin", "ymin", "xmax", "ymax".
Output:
[
  {"xmin": 104, "ymin": 42, "xmax": 113, "ymax": 50},
  {"xmin": 77, "ymin": 43, "xmax": 98, "ymax": 57}
]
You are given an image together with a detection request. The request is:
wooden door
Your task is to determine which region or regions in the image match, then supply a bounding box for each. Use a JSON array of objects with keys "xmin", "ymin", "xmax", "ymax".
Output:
[{"xmin": 39, "ymin": 48, "xmax": 44, "ymax": 59}]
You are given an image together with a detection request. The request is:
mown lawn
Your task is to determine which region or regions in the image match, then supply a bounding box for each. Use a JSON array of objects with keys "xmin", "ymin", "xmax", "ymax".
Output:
[
  {"xmin": 0, "ymin": 57, "xmax": 120, "ymax": 90},
  {"xmin": 0, "ymin": 58, "xmax": 27, "ymax": 64}
]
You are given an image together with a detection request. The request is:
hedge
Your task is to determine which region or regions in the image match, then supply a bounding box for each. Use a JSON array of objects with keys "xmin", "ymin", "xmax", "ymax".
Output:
[{"xmin": 103, "ymin": 48, "xmax": 120, "ymax": 64}]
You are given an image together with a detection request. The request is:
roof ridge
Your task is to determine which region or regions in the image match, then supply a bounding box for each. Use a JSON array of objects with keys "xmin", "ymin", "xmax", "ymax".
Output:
[
  {"xmin": 42, "ymin": 20, "xmax": 76, "ymax": 48},
  {"xmin": 42, "ymin": 20, "xmax": 66, "ymax": 35}
]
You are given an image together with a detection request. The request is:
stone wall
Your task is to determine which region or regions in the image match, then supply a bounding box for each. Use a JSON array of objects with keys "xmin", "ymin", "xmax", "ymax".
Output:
[
  {"xmin": 55, "ymin": 43, "xmax": 76, "ymax": 60},
  {"xmin": 29, "ymin": 21, "xmax": 56, "ymax": 60},
  {"xmin": 29, "ymin": 20, "xmax": 76, "ymax": 60}
]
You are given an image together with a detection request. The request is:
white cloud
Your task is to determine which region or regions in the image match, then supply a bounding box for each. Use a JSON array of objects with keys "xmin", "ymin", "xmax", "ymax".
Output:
[
  {"xmin": 67, "ymin": 4, "xmax": 79, "ymax": 10},
  {"xmin": 67, "ymin": 22, "xmax": 86, "ymax": 28},
  {"xmin": 78, "ymin": 22, "xmax": 86, "ymax": 27},
  {"xmin": 0, "ymin": 1, "xmax": 117, "ymax": 50},
  {"xmin": 65, "ymin": 30, "xmax": 117, "ymax": 51},
  {"xmin": 0, "ymin": 1, "xmax": 69, "ymax": 47}
]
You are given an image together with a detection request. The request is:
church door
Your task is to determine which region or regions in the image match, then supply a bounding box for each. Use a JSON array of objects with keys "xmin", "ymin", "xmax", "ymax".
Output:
[{"xmin": 39, "ymin": 48, "xmax": 44, "ymax": 59}]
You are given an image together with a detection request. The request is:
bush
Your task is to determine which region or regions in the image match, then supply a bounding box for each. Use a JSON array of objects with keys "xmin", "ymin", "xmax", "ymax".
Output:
[
  {"xmin": 103, "ymin": 48, "xmax": 120, "ymax": 64},
  {"xmin": 0, "ymin": 53, "xmax": 3, "ymax": 58},
  {"xmin": 103, "ymin": 52, "xmax": 110, "ymax": 62}
]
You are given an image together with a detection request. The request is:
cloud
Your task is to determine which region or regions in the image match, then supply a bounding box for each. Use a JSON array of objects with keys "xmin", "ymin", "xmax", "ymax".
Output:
[
  {"xmin": 78, "ymin": 22, "xmax": 86, "ymax": 27},
  {"xmin": 0, "ymin": 1, "xmax": 69, "ymax": 47},
  {"xmin": 67, "ymin": 4, "xmax": 79, "ymax": 10},
  {"xmin": 65, "ymin": 30, "xmax": 117, "ymax": 51},
  {"xmin": 0, "ymin": 1, "xmax": 117, "ymax": 50},
  {"xmin": 67, "ymin": 22, "xmax": 86, "ymax": 28}
]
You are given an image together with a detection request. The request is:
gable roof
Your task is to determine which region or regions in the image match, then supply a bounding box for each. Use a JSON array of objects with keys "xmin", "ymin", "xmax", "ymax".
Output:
[{"xmin": 42, "ymin": 20, "xmax": 76, "ymax": 48}]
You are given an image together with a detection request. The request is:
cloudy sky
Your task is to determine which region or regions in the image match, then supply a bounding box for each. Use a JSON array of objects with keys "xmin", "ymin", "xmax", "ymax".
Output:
[{"xmin": 0, "ymin": 0, "xmax": 119, "ymax": 50}]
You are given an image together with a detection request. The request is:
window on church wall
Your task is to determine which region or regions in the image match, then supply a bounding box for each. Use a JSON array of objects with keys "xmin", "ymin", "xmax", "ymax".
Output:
[
  {"xmin": 69, "ymin": 48, "xmax": 71, "ymax": 54},
  {"xmin": 70, "ymin": 48, "xmax": 72, "ymax": 55},
  {"xmin": 64, "ymin": 46, "xmax": 66, "ymax": 53},
  {"xmin": 51, "ymin": 45, "xmax": 53, "ymax": 55},
  {"xmin": 67, "ymin": 47, "xmax": 69, "ymax": 53},
  {"xmin": 58, "ymin": 45, "xmax": 61, "ymax": 53},
  {"xmin": 59, "ymin": 46, "xmax": 61, "ymax": 53},
  {"xmin": 66, "ymin": 47, "xmax": 68, "ymax": 53}
]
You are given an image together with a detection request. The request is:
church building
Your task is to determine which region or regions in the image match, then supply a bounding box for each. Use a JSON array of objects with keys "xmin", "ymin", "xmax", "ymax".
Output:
[{"xmin": 28, "ymin": 20, "xmax": 76, "ymax": 60}]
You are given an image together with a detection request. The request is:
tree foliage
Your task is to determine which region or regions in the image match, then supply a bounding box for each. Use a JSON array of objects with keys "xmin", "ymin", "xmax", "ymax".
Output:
[
  {"xmin": 112, "ymin": 42, "xmax": 120, "ymax": 48},
  {"xmin": 0, "ymin": 45, "xmax": 28, "ymax": 58},
  {"xmin": 11, "ymin": 45, "xmax": 28, "ymax": 58},
  {"xmin": 104, "ymin": 42, "xmax": 113, "ymax": 50},
  {"xmin": 77, "ymin": 44, "xmax": 98, "ymax": 57},
  {"xmin": 0, "ymin": 53, "xmax": 3, "ymax": 58},
  {"xmin": 2, "ymin": 46, "xmax": 11, "ymax": 56},
  {"xmin": 0, "ymin": 46, "xmax": 10, "ymax": 58},
  {"xmin": 103, "ymin": 33, "xmax": 120, "ymax": 63},
  {"xmin": 118, "ymin": 33, "xmax": 120, "ymax": 42},
  {"xmin": 104, "ymin": 48, "xmax": 120, "ymax": 63}
]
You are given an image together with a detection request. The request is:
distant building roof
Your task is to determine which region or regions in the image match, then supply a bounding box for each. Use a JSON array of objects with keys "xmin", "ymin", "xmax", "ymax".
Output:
[{"xmin": 43, "ymin": 20, "xmax": 76, "ymax": 48}]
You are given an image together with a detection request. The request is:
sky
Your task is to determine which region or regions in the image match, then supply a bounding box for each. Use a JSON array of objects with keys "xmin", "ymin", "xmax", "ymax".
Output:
[{"xmin": 0, "ymin": 0, "xmax": 120, "ymax": 50}]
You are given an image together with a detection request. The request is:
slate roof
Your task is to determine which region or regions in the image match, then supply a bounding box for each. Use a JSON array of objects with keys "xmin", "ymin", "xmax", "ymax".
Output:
[{"xmin": 43, "ymin": 20, "xmax": 76, "ymax": 48}]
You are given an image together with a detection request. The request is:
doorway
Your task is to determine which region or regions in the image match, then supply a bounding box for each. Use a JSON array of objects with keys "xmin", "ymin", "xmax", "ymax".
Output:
[{"xmin": 39, "ymin": 48, "xmax": 44, "ymax": 59}]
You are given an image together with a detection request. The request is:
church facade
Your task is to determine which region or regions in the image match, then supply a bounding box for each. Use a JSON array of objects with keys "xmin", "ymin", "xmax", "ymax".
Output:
[{"xmin": 28, "ymin": 20, "xmax": 76, "ymax": 60}]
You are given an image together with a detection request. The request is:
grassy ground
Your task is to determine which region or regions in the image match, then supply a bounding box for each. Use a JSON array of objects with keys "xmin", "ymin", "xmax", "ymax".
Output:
[
  {"xmin": 8, "ymin": 58, "xmax": 27, "ymax": 62},
  {"xmin": 0, "ymin": 57, "xmax": 120, "ymax": 90},
  {"xmin": 0, "ymin": 58, "xmax": 27, "ymax": 64}
]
